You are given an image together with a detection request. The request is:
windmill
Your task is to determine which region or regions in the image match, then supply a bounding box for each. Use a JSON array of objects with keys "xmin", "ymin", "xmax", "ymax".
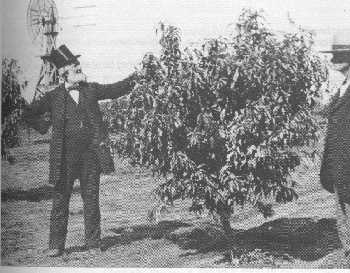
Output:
[{"xmin": 26, "ymin": 0, "xmax": 59, "ymax": 101}]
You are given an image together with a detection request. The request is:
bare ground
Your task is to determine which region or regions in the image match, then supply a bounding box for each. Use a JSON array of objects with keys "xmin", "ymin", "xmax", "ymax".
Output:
[{"xmin": 1, "ymin": 139, "xmax": 349, "ymax": 268}]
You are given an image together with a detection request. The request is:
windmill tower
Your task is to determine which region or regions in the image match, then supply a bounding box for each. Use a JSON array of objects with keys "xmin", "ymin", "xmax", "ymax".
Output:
[{"xmin": 27, "ymin": 0, "xmax": 59, "ymax": 101}]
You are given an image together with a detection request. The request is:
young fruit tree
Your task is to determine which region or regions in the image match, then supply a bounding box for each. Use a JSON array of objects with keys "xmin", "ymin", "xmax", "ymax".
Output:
[
  {"xmin": 107, "ymin": 10, "xmax": 327, "ymax": 234},
  {"xmin": 2, "ymin": 58, "xmax": 26, "ymax": 161}
]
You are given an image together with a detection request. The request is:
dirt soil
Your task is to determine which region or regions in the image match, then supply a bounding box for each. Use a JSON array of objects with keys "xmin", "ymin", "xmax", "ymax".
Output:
[{"xmin": 1, "ymin": 137, "xmax": 349, "ymax": 268}]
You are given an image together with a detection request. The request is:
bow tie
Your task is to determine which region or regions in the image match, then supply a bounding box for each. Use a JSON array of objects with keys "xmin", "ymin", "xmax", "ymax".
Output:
[
  {"xmin": 66, "ymin": 85, "xmax": 81, "ymax": 91},
  {"xmin": 65, "ymin": 84, "xmax": 81, "ymax": 91}
]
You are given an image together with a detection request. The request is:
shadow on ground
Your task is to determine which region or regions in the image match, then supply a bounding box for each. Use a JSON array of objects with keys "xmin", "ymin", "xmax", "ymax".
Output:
[
  {"xmin": 228, "ymin": 217, "xmax": 341, "ymax": 263},
  {"xmin": 1, "ymin": 185, "xmax": 81, "ymax": 202},
  {"xmin": 165, "ymin": 217, "xmax": 341, "ymax": 264},
  {"xmin": 64, "ymin": 220, "xmax": 192, "ymax": 254},
  {"xmin": 101, "ymin": 220, "xmax": 193, "ymax": 251},
  {"xmin": 65, "ymin": 217, "xmax": 341, "ymax": 264}
]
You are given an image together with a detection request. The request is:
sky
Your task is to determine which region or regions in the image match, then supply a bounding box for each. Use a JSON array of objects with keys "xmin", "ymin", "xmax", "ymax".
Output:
[{"xmin": 2, "ymin": 0, "xmax": 350, "ymax": 101}]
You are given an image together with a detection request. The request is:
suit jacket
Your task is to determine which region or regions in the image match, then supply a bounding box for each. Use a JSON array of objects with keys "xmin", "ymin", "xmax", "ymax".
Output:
[
  {"xmin": 320, "ymin": 84, "xmax": 350, "ymax": 203},
  {"xmin": 24, "ymin": 76, "xmax": 134, "ymax": 186}
]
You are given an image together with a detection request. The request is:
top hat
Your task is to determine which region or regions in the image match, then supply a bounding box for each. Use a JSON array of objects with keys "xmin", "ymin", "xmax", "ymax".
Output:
[
  {"xmin": 44, "ymin": 44, "xmax": 81, "ymax": 69},
  {"xmin": 320, "ymin": 31, "xmax": 350, "ymax": 54}
]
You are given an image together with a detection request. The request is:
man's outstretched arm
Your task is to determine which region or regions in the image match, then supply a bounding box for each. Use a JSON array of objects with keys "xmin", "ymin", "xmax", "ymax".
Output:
[{"xmin": 91, "ymin": 74, "xmax": 136, "ymax": 101}]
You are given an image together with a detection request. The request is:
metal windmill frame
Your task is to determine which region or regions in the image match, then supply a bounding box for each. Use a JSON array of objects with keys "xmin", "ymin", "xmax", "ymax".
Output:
[{"xmin": 27, "ymin": 0, "xmax": 59, "ymax": 101}]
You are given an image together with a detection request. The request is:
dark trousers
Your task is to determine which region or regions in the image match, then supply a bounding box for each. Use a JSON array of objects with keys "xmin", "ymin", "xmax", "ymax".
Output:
[
  {"xmin": 335, "ymin": 185, "xmax": 350, "ymax": 254},
  {"xmin": 49, "ymin": 146, "xmax": 101, "ymax": 250}
]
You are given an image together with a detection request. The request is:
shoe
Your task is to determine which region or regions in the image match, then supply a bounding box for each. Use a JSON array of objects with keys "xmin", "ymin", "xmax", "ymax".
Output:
[{"xmin": 44, "ymin": 248, "xmax": 64, "ymax": 257}]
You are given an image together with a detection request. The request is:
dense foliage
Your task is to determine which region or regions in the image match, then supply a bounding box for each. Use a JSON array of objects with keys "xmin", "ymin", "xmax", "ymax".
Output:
[
  {"xmin": 106, "ymin": 10, "xmax": 327, "ymax": 231},
  {"xmin": 2, "ymin": 58, "xmax": 26, "ymax": 154}
]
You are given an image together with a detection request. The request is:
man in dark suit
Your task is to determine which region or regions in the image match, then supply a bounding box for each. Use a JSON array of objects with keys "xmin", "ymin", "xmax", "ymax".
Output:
[
  {"xmin": 320, "ymin": 34, "xmax": 350, "ymax": 260},
  {"xmin": 24, "ymin": 45, "xmax": 135, "ymax": 257}
]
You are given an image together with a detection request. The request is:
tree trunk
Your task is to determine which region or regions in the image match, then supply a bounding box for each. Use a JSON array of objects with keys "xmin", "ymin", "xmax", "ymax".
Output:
[{"xmin": 219, "ymin": 211, "xmax": 232, "ymax": 237}]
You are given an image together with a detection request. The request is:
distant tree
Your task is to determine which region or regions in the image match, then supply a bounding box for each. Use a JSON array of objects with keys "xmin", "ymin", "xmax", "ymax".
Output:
[
  {"xmin": 107, "ymin": 9, "xmax": 327, "ymax": 234},
  {"xmin": 2, "ymin": 58, "xmax": 26, "ymax": 161}
]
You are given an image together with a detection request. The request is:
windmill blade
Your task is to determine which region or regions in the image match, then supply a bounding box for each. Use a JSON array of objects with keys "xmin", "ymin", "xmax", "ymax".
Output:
[{"xmin": 27, "ymin": 0, "xmax": 58, "ymax": 48}]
